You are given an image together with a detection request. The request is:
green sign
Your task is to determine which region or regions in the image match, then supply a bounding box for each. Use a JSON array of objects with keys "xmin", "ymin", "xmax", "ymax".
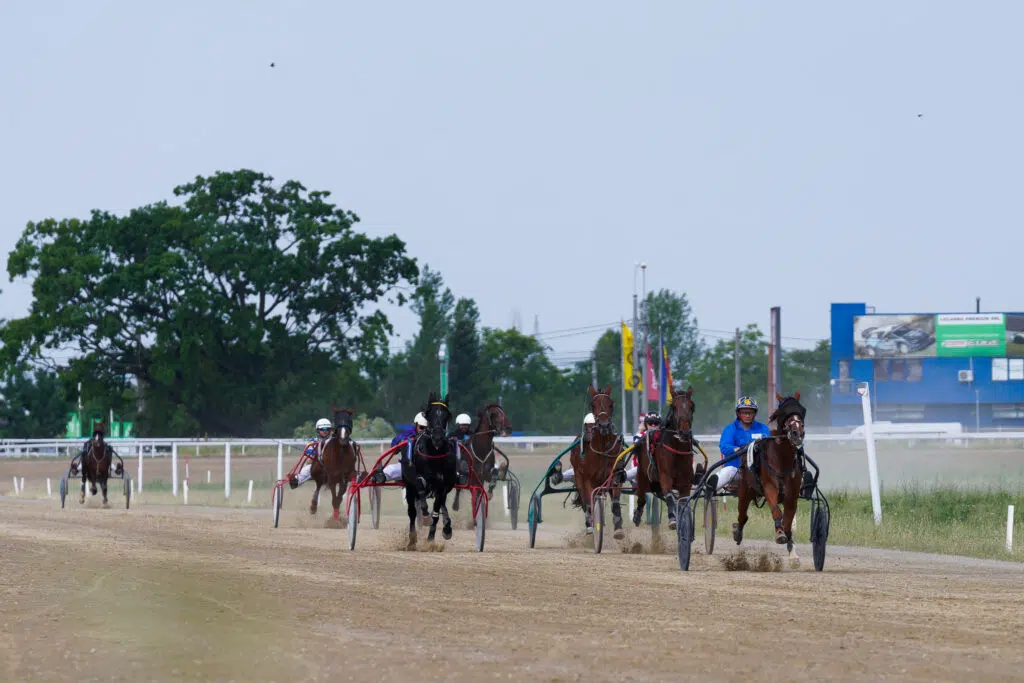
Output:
[{"xmin": 935, "ymin": 314, "xmax": 1005, "ymax": 357}]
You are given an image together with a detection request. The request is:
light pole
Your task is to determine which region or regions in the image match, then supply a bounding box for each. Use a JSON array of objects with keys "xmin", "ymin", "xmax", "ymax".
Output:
[
  {"xmin": 641, "ymin": 263, "xmax": 648, "ymax": 415},
  {"xmin": 632, "ymin": 263, "xmax": 642, "ymax": 430},
  {"xmin": 438, "ymin": 342, "xmax": 449, "ymax": 397}
]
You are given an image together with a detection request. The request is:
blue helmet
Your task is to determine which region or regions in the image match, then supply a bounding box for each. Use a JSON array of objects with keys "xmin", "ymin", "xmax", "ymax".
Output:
[{"xmin": 735, "ymin": 396, "xmax": 758, "ymax": 412}]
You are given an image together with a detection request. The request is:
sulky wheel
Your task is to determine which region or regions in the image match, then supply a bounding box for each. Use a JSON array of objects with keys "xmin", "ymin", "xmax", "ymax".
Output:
[
  {"xmin": 124, "ymin": 477, "xmax": 132, "ymax": 510},
  {"xmin": 508, "ymin": 480, "xmax": 520, "ymax": 531},
  {"xmin": 528, "ymin": 493, "xmax": 541, "ymax": 549},
  {"xmin": 59, "ymin": 476, "xmax": 68, "ymax": 509},
  {"xmin": 474, "ymin": 493, "xmax": 486, "ymax": 552},
  {"xmin": 811, "ymin": 500, "xmax": 830, "ymax": 571},
  {"xmin": 677, "ymin": 500, "xmax": 694, "ymax": 571},
  {"xmin": 370, "ymin": 487, "xmax": 381, "ymax": 530},
  {"xmin": 592, "ymin": 494, "xmax": 605, "ymax": 555},
  {"xmin": 703, "ymin": 495, "xmax": 717, "ymax": 555},
  {"xmin": 272, "ymin": 485, "xmax": 283, "ymax": 529},
  {"xmin": 348, "ymin": 494, "xmax": 359, "ymax": 551}
]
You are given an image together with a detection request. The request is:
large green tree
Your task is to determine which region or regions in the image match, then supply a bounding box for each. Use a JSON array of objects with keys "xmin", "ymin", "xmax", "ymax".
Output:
[
  {"xmin": 644, "ymin": 289, "xmax": 704, "ymax": 380},
  {"xmin": 447, "ymin": 297, "xmax": 485, "ymax": 413},
  {"xmin": 685, "ymin": 324, "xmax": 768, "ymax": 431},
  {"xmin": 781, "ymin": 339, "xmax": 831, "ymax": 423},
  {"xmin": 2, "ymin": 169, "xmax": 418, "ymax": 436}
]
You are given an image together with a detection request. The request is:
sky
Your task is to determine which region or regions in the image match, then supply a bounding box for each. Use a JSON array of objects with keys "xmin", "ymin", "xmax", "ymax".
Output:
[{"xmin": 2, "ymin": 1, "xmax": 1022, "ymax": 367}]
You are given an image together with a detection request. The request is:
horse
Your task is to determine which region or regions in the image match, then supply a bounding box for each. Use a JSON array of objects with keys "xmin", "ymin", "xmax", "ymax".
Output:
[
  {"xmin": 308, "ymin": 408, "xmax": 360, "ymax": 521},
  {"xmin": 73, "ymin": 424, "xmax": 119, "ymax": 507},
  {"xmin": 452, "ymin": 402, "xmax": 512, "ymax": 512},
  {"xmin": 568, "ymin": 384, "xmax": 626, "ymax": 538},
  {"xmin": 632, "ymin": 386, "xmax": 696, "ymax": 531},
  {"xmin": 404, "ymin": 392, "xmax": 458, "ymax": 548},
  {"xmin": 732, "ymin": 392, "xmax": 807, "ymax": 559}
]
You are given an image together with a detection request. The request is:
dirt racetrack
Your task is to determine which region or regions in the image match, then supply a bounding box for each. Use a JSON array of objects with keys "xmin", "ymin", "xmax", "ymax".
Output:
[{"xmin": 2, "ymin": 496, "xmax": 1023, "ymax": 683}]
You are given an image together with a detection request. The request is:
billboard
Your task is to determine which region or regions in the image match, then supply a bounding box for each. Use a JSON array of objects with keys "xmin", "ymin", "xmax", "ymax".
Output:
[{"xmin": 854, "ymin": 313, "xmax": 1024, "ymax": 358}]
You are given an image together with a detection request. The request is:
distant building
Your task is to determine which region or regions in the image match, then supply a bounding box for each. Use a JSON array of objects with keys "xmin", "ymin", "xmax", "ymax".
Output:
[{"xmin": 830, "ymin": 303, "xmax": 1024, "ymax": 428}]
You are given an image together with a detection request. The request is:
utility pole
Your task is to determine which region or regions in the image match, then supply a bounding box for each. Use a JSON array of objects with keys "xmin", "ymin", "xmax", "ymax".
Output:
[
  {"xmin": 976, "ymin": 297, "xmax": 981, "ymax": 313},
  {"xmin": 734, "ymin": 327, "xmax": 741, "ymax": 401},
  {"xmin": 641, "ymin": 263, "xmax": 649, "ymax": 416},
  {"xmin": 591, "ymin": 354, "xmax": 598, "ymax": 391},
  {"xmin": 632, "ymin": 264, "xmax": 642, "ymax": 430},
  {"xmin": 768, "ymin": 307, "xmax": 782, "ymax": 412}
]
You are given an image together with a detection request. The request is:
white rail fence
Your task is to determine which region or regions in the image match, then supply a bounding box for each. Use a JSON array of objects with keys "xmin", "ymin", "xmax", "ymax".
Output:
[{"xmin": 3, "ymin": 431, "xmax": 1024, "ymax": 503}]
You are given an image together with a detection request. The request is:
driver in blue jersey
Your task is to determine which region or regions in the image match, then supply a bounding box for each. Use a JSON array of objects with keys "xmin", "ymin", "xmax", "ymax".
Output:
[{"xmin": 706, "ymin": 396, "xmax": 771, "ymax": 493}]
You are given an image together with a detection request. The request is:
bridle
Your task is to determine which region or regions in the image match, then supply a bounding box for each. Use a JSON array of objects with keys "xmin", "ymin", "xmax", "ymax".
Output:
[{"xmin": 590, "ymin": 391, "xmax": 614, "ymax": 435}]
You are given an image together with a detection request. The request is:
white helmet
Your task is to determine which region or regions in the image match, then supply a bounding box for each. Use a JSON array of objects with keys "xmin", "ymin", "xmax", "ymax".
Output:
[
  {"xmin": 455, "ymin": 413, "xmax": 472, "ymax": 426},
  {"xmin": 583, "ymin": 413, "xmax": 596, "ymax": 425},
  {"xmin": 414, "ymin": 412, "xmax": 428, "ymax": 428},
  {"xmin": 315, "ymin": 418, "xmax": 331, "ymax": 431}
]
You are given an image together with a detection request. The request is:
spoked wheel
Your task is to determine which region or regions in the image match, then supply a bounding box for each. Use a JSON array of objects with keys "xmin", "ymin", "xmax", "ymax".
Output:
[
  {"xmin": 59, "ymin": 476, "xmax": 67, "ymax": 509},
  {"xmin": 703, "ymin": 495, "xmax": 717, "ymax": 555},
  {"xmin": 124, "ymin": 477, "xmax": 132, "ymax": 510},
  {"xmin": 647, "ymin": 494, "xmax": 663, "ymax": 527},
  {"xmin": 348, "ymin": 494, "xmax": 359, "ymax": 551},
  {"xmin": 369, "ymin": 487, "xmax": 382, "ymax": 529},
  {"xmin": 592, "ymin": 494, "xmax": 605, "ymax": 554},
  {"xmin": 272, "ymin": 485, "xmax": 283, "ymax": 528},
  {"xmin": 677, "ymin": 500, "xmax": 694, "ymax": 571},
  {"xmin": 528, "ymin": 493, "xmax": 541, "ymax": 549},
  {"xmin": 474, "ymin": 493, "xmax": 486, "ymax": 552},
  {"xmin": 508, "ymin": 480, "xmax": 520, "ymax": 530},
  {"xmin": 811, "ymin": 500, "xmax": 830, "ymax": 571}
]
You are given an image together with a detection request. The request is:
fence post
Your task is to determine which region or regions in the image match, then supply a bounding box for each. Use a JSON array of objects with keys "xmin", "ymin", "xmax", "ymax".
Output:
[
  {"xmin": 277, "ymin": 442, "xmax": 283, "ymax": 483},
  {"xmin": 137, "ymin": 441, "xmax": 144, "ymax": 494},
  {"xmin": 858, "ymin": 384, "xmax": 882, "ymax": 525},
  {"xmin": 1008, "ymin": 505, "xmax": 1016, "ymax": 553},
  {"xmin": 172, "ymin": 443, "xmax": 179, "ymax": 497},
  {"xmin": 224, "ymin": 442, "xmax": 231, "ymax": 500}
]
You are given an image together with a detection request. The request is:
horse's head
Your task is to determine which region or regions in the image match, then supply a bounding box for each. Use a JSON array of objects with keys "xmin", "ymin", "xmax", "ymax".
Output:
[
  {"xmin": 667, "ymin": 386, "xmax": 695, "ymax": 433},
  {"xmin": 772, "ymin": 391, "xmax": 807, "ymax": 449},
  {"xmin": 424, "ymin": 392, "xmax": 452, "ymax": 451},
  {"xmin": 587, "ymin": 384, "xmax": 615, "ymax": 435},
  {"xmin": 479, "ymin": 403, "xmax": 511, "ymax": 437},
  {"xmin": 332, "ymin": 408, "xmax": 355, "ymax": 446}
]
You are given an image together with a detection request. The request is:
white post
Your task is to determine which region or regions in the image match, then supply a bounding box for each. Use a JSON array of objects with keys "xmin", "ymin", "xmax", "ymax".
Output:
[
  {"xmin": 47, "ymin": 478, "xmax": 52, "ymax": 498},
  {"xmin": 224, "ymin": 443, "xmax": 231, "ymax": 499},
  {"xmin": 277, "ymin": 442, "xmax": 283, "ymax": 482},
  {"xmin": 12, "ymin": 476, "xmax": 19, "ymax": 495},
  {"xmin": 137, "ymin": 442, "xmax": 144, "ymax": 493},
  {"xmin": 20, "ymin": 477, "xmax": 25, "ymax": 493},
  {"xmin": 207, "ymin": 470, "xmax": 211, "ymax": 484},
  {"xmin": 172, "ymin": 443, "xmax": 179, "ymax": 497},
  {"xmin": 247, "ymin": 480, "xmax": 254, "ymax": 503},
  {"xmin": 183, "ymin": 479, "xmax": 189, "ymax": 505},
  {"xmin": 1008, "ymin": 505, "xmax": 1015, "ymax": 553},
  {"xmin": 858, "ymin": 383, "xmax": 882, "ymax": 525},
  {"xmin": 629, "ymin": 493, "xmax": 636, "ymax": 518},
  {"xmin": 502, "ymin": 483, "xmax": 509, "ymax": 517}
]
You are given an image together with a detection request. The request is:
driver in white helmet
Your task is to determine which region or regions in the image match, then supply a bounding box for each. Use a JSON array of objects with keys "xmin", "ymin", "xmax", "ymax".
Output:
[
  {"xmin": 289, "ymin": 417, "xmax": 333, "ymax": 488},
  {"xmin": 371, "ymin": 412, "xmax": 428, "ymax": 483},
  {"xmin": 548, "ymin": 413, "xmax": 596, "ymax": 486},
  {"xmin": 450, "ymin": 413, "xmax": 474, "ymax": 484}
]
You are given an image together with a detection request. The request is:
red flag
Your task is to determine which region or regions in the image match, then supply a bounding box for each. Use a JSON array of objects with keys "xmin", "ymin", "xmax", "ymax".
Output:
[{"xmin": 645, "ymin": 344, "xmax": 659, "ymax": 402}]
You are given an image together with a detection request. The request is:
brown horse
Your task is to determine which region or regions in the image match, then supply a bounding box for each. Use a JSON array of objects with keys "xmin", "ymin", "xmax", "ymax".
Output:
[
  {"xmin": 732, "ymin": 392, "xmax": 807, "ymax": 558},
  {"xmin": 310, "ymin": 408, "xmax": 360, "ymax": 521},
  {"xmin": 453, "ymin": 402, "xmax": 512, "ymax": 511},
  {"xmin": 71, "ymin": 423, "xmax": 119, "ymax": 507},
  {"xmin": 569, "ymin": 384, "xmax": 626, "ymax": 538},
  {"xmin": 632, "ymin": 386, "xmax": 696, "ymax": 531}
]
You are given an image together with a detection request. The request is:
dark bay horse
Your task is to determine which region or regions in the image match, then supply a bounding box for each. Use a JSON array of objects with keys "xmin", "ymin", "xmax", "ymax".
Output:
[
  {"xmin": 733, "ymin": 392, "xmax": 807, "ymax": 559},
  {"xmin": 453, "ymin": 402, "xmax": 512, "ymax": 512},
  {"xmin": 310, "ymin": 408, "xmax": 360, "ymax": 521},
  {"xmin": 404, "ymin": 392, "xmax": 458, "ymax": 548},
  {"xmin": 632, "ymin": 386, "xmax": 696, "ymax": 531},
  {"xmin": 569, "ymin": 384, "xmax": 626, "ymax": 538},
  {"xmin": 72, "ymin": 425, "xmax": 118, "ymax": 507}
]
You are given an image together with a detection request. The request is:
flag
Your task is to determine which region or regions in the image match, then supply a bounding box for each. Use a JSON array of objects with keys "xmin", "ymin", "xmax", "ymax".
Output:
[
  {"xmin": 661, "ymin": 344, "xmax": 673, "ymax": 403},
  {"xmin": 622, "ymin": 321, "xmax": 641, "ymax": 391},
  {"xmin": 645, "ymin": 343, "xmax": 659, "ymax": 402}
]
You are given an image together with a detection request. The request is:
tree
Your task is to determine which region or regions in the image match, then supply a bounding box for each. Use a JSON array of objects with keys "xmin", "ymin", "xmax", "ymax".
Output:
[
  {"xmin": 375, "ymin": 265, "xmax": 453, "ymax": 424},
  {"xmin": 782, "ymin": 340, "xmax": 831, "ymax": 423},
  {"xmin": 644, "ymin": 289, "xmax": 704, "ymax": 381},
  {"xmin": 685, "ymin": 324, "xmax": 768, "ymax": 431},
  {"xmin": 447, "ymin": 297, "xmax": 484, "ymax": 412},
  {"xmin": 2, "ymin": 169, "xmax": 418, "ymax": 436},
  {"xmin": 0, "ymin": 365, "xmax": 71, "ymax": 438}
]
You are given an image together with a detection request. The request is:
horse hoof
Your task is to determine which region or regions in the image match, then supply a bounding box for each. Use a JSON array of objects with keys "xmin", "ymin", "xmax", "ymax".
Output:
[
  {"xmin": 407, "ymin": 533, "xmax": 417, "ymax": 550},
  {"xmin": 442, "ymin": 527, "xmax": 453, "ymax": 541},
  {"xmin": 102, "ymin": 501, "xmax": 110, "ymax": 509},
  {"xmin": 732, "ymin": 523, "xmax": 743, "ymax": 545},
  {"xmin": 585, "ymin": 527, "xmax": 594, "ymax": 535},
  {"xmin": 613, "ymin": 529, "xmax": 625, "ymax": 540},
  {"xmin": 668, "ymin": 519, "xmax": 677, "ymax": 531},
  {"xmin": 775, "ymin": 531, "xmax": 787, "ymax": 544}
]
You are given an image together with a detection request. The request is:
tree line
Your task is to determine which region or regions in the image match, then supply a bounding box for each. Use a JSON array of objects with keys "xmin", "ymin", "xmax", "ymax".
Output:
[{"xmin": 0, "ymin": 170, "xmax": 831, "ymax": 439}]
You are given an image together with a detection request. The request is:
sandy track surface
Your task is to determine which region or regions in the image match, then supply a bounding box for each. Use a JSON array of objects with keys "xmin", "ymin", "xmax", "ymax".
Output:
[{"xmin": 1, "ymin": 497, "xmax": 1022, "ymax": 683}]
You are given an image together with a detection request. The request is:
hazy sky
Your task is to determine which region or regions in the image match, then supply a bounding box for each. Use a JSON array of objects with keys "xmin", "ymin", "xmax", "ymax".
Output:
[{"xmin": 2, "ymin": 1, "xmax": 1022, "ymax": 366}]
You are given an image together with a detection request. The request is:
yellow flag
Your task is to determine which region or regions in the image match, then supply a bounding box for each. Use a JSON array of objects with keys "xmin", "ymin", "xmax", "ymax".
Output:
[{"xmin": 622, "ymin": 321, "xmax": 642, "ymax": 391}]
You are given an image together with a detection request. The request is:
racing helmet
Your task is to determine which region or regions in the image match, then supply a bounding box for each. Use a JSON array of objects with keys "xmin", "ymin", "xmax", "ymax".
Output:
[
  {"xmin": 413, "ymin": 412, "xmax": 429, "ymax": 428},
  {"xmin": 583, "ymin": 412, "xmax": 596, "ymax": 425},
  {"xmin": 455, "ymin": 413, "xmax": 472, "ymax": 426},
  {"xmin": 315, "ymin": 418, "xmax": 332, "ymax": 431},
  {"xmin": 735, "ymin": 396, "xmax": 758, "ymax": 413}
]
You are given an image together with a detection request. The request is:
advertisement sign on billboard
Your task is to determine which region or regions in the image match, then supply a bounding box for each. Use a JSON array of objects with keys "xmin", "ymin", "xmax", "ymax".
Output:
[
  {"xmin": 853, "ymin": 315, "xmax": 936, "ymax": 359},
  {"xmin": 855, "ymin": 312, "xmax": 1024, "ymax": 359}
]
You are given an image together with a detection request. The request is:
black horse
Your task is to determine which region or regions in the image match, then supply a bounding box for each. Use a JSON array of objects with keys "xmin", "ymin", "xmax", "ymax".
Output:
[
  {"xmin": 403, "ymin": 392, "xmax": 458, "ymax": 548},
  {"xmin": 70, "ymin": 424, "xmax": 119, "ymax": 506}
]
